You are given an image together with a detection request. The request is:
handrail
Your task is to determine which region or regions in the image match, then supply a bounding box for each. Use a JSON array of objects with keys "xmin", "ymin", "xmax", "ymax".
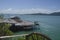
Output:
[
  {"xmin": 0, "ymin": 34, "xmax": 28, "ymax": 38},
  {"xmin": 26, "ymin": 32, "xmax": 51, "ymax": 40}
]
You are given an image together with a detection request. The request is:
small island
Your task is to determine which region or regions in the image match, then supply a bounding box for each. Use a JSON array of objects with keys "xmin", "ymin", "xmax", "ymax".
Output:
[{"xmin": 27, "ymin": 12, "xmax": 60, "ymax": 16}]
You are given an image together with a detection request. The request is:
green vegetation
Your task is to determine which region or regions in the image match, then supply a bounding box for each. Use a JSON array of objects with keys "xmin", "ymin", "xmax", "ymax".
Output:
[
  {"xmin": 17, "ymin": 36, "xmax": 25, "ymax": 40},
  {"xmin": 0, "ymin": 14, "xmax": 13, "ymax": 36},
  {"xmin": 0, "ymin": 14, "xmax": 4, "ymax": 19}
]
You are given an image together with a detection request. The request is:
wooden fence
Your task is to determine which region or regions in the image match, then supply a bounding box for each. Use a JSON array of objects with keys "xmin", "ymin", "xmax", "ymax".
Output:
[
  {"xmin": 0, "ymin": 32, "xmax": 51, "ymax": 40},
  {"xmin": 26, "ymin": 32, "xmax": 51, "ymax": 40}
]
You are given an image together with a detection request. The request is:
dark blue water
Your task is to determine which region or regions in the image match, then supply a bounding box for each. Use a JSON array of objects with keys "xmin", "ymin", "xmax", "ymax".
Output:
[{"xmin": 4, "ymin": 14, "xmax": 60, "ymax": 40}]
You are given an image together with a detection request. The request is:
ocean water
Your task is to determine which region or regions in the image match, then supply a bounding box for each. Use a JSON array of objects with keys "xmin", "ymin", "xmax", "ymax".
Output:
[{"xmin": 4, "ymin": 14, "xmax": 60, "ymax": 40}]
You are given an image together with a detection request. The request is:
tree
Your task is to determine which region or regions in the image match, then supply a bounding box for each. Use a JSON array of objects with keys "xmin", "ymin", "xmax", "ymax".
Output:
[
  {"xmin": 0, "ymin": 14, "xmax": 4, "ymax": 19},
  {"xmin": 0, "ymin": 14, "xmax": 13, "ymax": 36}
]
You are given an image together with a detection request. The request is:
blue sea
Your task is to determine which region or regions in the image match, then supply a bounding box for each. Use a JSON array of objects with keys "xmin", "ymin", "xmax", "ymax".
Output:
[{"xmin": 4, "ymin": 14, "xmax": 60, "ymax": 40}]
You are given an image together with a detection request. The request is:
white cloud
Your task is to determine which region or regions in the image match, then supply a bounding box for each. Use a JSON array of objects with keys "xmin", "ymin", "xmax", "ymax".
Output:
[
  {"xmin": 7, "ymin": 8, "xmax": 12, "ymax": 11},
  {"xmin": 0, "ymin": 8, "xmax": 60, "ymax": 14}
]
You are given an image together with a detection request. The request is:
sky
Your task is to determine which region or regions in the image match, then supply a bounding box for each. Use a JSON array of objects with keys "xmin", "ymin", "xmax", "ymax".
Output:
[{"xmin": 0, "ymin": 0, "xmax": 60, "ymax": 14}]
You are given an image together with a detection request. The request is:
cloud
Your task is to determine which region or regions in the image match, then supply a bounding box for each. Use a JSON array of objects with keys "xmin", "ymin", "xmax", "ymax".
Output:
[{"xmin": 0, "ymin": 8, "xmax": 60, "ymax": 14}]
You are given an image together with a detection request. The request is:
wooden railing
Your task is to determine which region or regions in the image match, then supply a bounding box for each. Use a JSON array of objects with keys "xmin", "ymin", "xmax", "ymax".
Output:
[
  {"xmin": 0, "ymin": 32, "xmax": 51, "ymax": 40},
  {"xmin": 0, "ymin": 34, "xmax": 28, "ymax": 40},
  {"xmin": 26, "ymin": 32, "xmax": 51, "ymax": 40}
]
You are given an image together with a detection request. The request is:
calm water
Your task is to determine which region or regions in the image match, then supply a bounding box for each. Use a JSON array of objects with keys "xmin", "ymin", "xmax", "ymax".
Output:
[{"xmin": 4, "ymin": 14, "xmax": 60, "ymax": 40}]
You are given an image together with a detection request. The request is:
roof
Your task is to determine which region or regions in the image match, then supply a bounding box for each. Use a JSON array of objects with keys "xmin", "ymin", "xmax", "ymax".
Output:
[
  {"xmin": 15, "ymin": 21, "xmax": 34, "ymax": 26},
  {"xmin": 10, "ymin": 16, "xmax": 20, "ymax": 20},
  {"xmin": 0, "ymin": 19, "xmax": 34, "ymax": 26},
  {"xmin": 0, "ymin": 19, "xmax": 17, "ymax": 24}
]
